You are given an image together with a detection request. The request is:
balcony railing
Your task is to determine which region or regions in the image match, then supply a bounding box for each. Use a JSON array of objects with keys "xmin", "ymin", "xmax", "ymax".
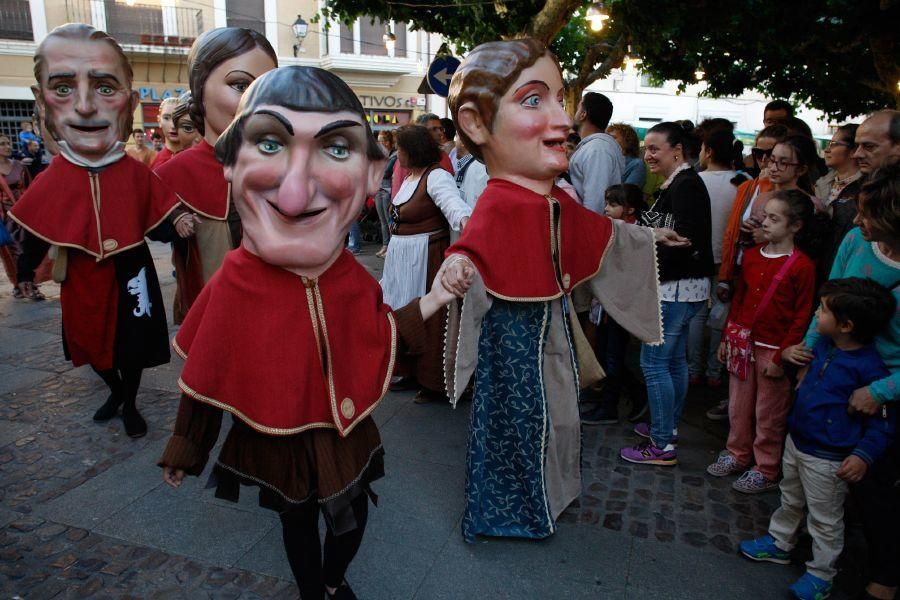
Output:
[
  {"xmin": 0, "ymin": 0, "xmax": 34, "ymax": 41},
  {"xmin": 65, "ymin": 0, "xmax": 204, "ymax": 49}
]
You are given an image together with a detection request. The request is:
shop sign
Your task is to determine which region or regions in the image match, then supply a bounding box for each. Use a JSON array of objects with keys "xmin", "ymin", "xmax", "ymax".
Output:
[
  {"xmin": 365, "ymin": 112, "xmax": 411, "ymax": 127},
  {"xmin": 138, "ymin": 87, "xmax": 188, "ymax": 102},
  {"xmin": 358, "ymin": 94, "xmax": 424, "ymax": 109}
]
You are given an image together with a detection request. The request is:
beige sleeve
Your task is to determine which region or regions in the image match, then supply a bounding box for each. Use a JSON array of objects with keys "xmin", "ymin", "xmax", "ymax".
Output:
[
  {"xmin": 586, "ymin": 221, "xmax": 663, "ymax": 345},
  {"xmin": 444, "ymin": 268, "xmax": 492, "ymax": 407}
]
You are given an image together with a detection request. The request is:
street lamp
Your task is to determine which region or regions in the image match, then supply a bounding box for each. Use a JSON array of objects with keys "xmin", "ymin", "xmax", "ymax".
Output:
[
  {"xmin": 622, "ymin": 44, "xmax": 642, "ymax": 74},
  {"xmin": 383, "ymin": 26, "xmax": 397, "ymax": 57},
  {"xmin": 694, "ymin": 67, "xmax": 706, "ymax": 81},
  {"xmin": 292, "ymin": 15, "xmax": 308, "ymax": 57},
  {"xmin": 585, "ymin": 2, "xmax": 610, "ymax": 32}
]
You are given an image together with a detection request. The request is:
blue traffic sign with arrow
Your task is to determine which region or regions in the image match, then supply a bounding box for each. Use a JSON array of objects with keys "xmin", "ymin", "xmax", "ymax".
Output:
[{"xmin": 427, "ymin": 55, "xmax": 461, "ymax": 98}]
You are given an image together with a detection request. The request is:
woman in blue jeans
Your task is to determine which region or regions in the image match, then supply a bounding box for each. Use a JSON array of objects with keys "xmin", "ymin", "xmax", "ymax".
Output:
[{"xmin": 620, "ymin": 122, "xmax": 715, "ymax": 466}]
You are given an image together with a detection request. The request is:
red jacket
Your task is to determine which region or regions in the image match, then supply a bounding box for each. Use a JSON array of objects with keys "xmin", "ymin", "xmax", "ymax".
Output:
[{"xmin": 726, "ymin": 244, "xmax": 816, "ymax": 365}]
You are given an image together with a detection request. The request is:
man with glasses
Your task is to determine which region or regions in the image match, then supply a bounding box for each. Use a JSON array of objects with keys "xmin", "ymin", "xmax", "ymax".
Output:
[{"xmin": 854, "ymin": 110, "xmax": 900, "ymax": 175}]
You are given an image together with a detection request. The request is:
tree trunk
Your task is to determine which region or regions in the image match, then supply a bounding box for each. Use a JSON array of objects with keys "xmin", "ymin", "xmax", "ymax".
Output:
[
  {"xmin": 564, "ymin": 83, "xmax": 585, "ymax": 117},
  {"xmin": 528, "ymin": 0, "xmax": 585, "ymax": 44},
  {"xmin": 564, "ymin": 36, "xmax": 628, "ymax": 117}
]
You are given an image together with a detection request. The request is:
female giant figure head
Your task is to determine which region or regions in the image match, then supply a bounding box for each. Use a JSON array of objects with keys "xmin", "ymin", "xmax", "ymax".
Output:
[
  {"xmin": 448, "ymin": 39, "xmax": 571, "ymax": 195},
  {"xmin": 186, "ymin": 27, "xmax": 278, "ymax": 143}
]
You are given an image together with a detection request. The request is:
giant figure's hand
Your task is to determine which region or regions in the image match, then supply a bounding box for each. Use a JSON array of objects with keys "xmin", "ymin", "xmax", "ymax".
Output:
[
  {"xmin": 440, "ymin": 256, "xmax": 475, "ymax": 298},
  {"xmin": 653, "ymin": 228, "xmax": 691, "ymax": 248}
]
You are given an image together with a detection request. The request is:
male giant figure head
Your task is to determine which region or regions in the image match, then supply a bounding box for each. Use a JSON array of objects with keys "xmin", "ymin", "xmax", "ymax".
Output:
[{"xmin": 32, "ymin": 23, "xmax": 138, "ymax": 164}]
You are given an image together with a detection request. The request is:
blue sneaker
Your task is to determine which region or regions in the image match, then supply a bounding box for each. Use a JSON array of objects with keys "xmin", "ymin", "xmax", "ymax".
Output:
[
  {"xmin": 739, "ymin": 535, "xmax": 791, "ymax": 564},
  {"xmin": 789, "ymin": 572, "xmax": 832, "ymax": 600}
]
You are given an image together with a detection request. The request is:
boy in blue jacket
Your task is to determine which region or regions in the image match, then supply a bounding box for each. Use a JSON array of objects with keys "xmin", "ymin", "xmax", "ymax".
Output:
[{"xmin": 740, "ymin": 277, "xmax": 896, "ymax": 600}]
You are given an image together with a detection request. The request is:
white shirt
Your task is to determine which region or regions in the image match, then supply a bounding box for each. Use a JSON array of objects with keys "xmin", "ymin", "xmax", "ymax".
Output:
[
  {"xmin": 458, "ymin": 160, "xmax": 489, "ymax": 209},
  {"xmin": 392, "ymin": 168, "xmax": 472, "ymax": 231},
  {"xmin": 660, "ymin": 278, "xmax": 710, "ymax": 303},
  {"xmin": 699, "ymin": 170, "xmax": 738, "ymax": 264}
]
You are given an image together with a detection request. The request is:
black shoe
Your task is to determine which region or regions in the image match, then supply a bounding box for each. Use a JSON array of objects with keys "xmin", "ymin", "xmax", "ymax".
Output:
[
  {"xmin": 414, "ymin": 388, "xmax": 448, "ymax": 404},
  {"xmin": 93, "ymin": 394, "xmax": 122, "ymax": 422},
  {"xmin": 122, "ymin": 407, "xmax": 147, "ymax": 438},
  {"xmin": 581, "ymin": 403, "xmax": 618, "ymax": 425},
  {"xmin": 327, "ymin": 581, "xmax": 358, "ymax": 600},
  {"xmin": 389, "ymin": 376, "xmax": 417, "ymax": 392},
  {"xmin": 628, "ymin": 401, "xmax": 649, "ymax": 423}
]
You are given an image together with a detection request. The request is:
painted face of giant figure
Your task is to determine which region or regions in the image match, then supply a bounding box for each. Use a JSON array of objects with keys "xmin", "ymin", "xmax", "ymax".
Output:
[
  {"xmin": 187, "ymin": 27, "xmax": 278, "ymax": 144},
  {"xmin": 217, "ymin": 67, "xmax": 386, "ymax": 276},
  {"xmin": 32, "ymin": 24, "xmax": 138, "ymax": 162},
  {"xmin": 449, "ymin": 39, "xmax": 572, "ymax": 195}
]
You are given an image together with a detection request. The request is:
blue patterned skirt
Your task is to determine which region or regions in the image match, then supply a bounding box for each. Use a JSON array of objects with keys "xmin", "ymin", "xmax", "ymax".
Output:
[{"xmin": 462, "ymin": 298, "xmax": 556, "ymax": 542}]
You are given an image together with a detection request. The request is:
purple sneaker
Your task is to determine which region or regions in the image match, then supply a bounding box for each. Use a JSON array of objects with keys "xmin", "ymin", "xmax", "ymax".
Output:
[
  {"xmin": 620, "ymin": 439, "xmax": 678, "ymax": 466},
  {"xmin": 633, "ymin": 422, "xmax": 679, "ymax": 445}
]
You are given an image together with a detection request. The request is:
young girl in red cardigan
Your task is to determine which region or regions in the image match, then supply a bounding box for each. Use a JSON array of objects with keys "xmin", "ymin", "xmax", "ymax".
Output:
[{"xmin": 708, "ymin": 189, "xmax": 818, "ymax": 493}]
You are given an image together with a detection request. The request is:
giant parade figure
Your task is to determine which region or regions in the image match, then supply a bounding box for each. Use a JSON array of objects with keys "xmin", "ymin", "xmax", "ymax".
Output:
[
  {"xmin": 158, "ymin": 66, "xmax": 466, "ymax": 600},
  {"xmin": 10, "ymin": 24, "xmax": 184, "ymax": 438},
  {"xmin": 155, "ymin": 27, "xmax": 277, "ymax": 323},
  {"xmin": 440, "ymin": 39, "xmax": 688, "ymax": 542}
]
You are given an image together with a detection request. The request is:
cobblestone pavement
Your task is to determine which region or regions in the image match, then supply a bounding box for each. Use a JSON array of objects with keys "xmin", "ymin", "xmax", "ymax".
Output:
[{"xmin": 0, "ymin": 241, "xmax": 866, "ymax": 599}]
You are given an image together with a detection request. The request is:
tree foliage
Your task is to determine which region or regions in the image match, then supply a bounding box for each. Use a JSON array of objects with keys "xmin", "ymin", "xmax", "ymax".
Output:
[
  {"xmin": 619, "ymin": 0, "xmax": 899, "ymax": 120},
  {"xmin": 320, "ymin": 0, "xmax": 899, "ymax": 120}
]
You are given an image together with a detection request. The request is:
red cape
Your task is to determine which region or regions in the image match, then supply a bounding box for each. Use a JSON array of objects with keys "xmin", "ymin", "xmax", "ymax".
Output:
[
  {"xmin": 9, "ymin": 155, "xmax": 177, "ymax": 370},
  {"xmin": 150, "ymin": 146, "xmax": 173, "ymax": 170},
  {"xmin": 175, "ymin": 247, "xmax": 397, "ymax": 437},
  {"xmin": 9, "ymin": 154, "xmax": 178, "ymax": 259},
  {"xmin": 155, "ymin": 139, "xmax": 229, "ymax": 219},
  {"xmin": 447, "ymin": 179, "xmax": 613, "ymax": 300}
]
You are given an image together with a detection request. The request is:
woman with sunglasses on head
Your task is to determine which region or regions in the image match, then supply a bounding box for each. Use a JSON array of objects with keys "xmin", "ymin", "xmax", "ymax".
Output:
[
  {"xmin": 816, "ymin": 124, "xmax": 862, "ymax": 279},
  {"xmin": 717, "ymin": 125, "xmax": 789, "ymax": 304}
]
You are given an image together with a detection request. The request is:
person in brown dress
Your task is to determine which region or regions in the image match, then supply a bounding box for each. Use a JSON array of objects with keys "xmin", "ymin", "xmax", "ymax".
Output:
[
  {"xmin": 379, "ymin": 125, "xmax": 471, "ymax": 403},
  {"xmin": 158, "ymin": 66, "xmax": 467, "ymax": 600}
]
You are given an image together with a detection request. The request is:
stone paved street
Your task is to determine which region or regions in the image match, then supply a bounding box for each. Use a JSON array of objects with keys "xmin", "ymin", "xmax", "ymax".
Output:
[{"xmin": 0, "ymin": 241, "xmax": 867, "ymax": 599}]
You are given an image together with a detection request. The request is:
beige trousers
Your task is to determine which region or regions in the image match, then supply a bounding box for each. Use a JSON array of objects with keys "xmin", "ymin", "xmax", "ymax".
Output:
[{"xmin": 767, "ymin": 434, "xmax": 849, "ymax": 581}]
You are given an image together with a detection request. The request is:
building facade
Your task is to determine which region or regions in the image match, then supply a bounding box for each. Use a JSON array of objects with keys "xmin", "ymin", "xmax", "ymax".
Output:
[
  {"xmin": 0, "ymin": 0, "xmax": 443, "ymax": 151},
  {"xmin": 584, "ymin": 69, "xmax": 846, "ymax": 142}
]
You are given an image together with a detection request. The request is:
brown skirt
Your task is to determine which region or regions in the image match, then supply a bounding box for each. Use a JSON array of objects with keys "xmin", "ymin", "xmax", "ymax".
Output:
[
  {"xmin": 212, "ymin": 415, "xmax": 384, "ymax": 535},
  {"xmin": 404, "ymin": 231, "xmax": 449, "ymax": 393}
]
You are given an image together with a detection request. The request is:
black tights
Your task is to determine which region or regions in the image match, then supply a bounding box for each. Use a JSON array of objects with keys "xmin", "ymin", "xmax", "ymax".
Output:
[
  {"xmin": 92, "ymin": 366, "xmax": 143, "ymax": 408},
  {"xmin": 280, "ymin": 494, "xmax": 368, "ymax": 599}
]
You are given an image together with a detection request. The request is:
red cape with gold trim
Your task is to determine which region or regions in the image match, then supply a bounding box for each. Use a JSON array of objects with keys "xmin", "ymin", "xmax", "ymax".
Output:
[
  {"xmin": 9, "ymin": 154, "xmax": 178, "ymax": 259},
  {"xmin": 175, "ymin": 246, "xmax": 397, "ymax": 437},
  {"xmin": 150, "ymin": 146, "xmax": 173, "ymax": 171},
  {"xmin": 447, "ymin": 179, "xmax": 613, "ymax": 300},
  {"xmin": 9, "ymin": 154, "xmax": 177, "ymax": 370},
  {"xmin": 154, "ymin": 139, "xmax": 229, "ymax": 220}
]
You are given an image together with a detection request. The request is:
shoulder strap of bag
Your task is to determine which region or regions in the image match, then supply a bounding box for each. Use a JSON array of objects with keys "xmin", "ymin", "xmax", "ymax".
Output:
[{"xmin": 749, "ymin": 251, "xmax": 801, "ymax": 327}]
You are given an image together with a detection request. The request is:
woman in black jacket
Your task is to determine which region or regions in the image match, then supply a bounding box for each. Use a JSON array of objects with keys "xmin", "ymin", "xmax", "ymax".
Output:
[{"xmin": 620, "ymin": 121, "xmax": 715, "ymax": 466}]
